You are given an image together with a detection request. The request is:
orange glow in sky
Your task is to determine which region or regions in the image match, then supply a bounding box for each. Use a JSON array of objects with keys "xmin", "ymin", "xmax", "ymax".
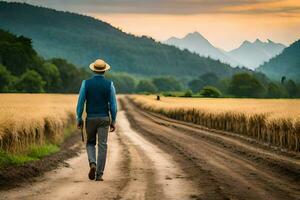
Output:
[{"xmin": 88, "ymin": 0, "xmax": 300, "ymax": 50}]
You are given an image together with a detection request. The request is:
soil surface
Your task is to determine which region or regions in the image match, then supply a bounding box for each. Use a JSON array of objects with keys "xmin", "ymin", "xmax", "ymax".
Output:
[
  {"xmin": 0, "ymin": 131, "xmax": 82, "ymax": 189},
  {"xmin": 1, "ymin": 96, "xmax": 299, "ymax": 200},
  {"xmin": 120, "ymin": 96, "xmax": 300, "ymax": 200}
]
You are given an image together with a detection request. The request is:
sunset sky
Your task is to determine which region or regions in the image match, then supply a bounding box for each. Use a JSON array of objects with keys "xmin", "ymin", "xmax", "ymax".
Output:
[{"xmin": 8, "ymin": 0, "xmax": 300, "ymax": 50}]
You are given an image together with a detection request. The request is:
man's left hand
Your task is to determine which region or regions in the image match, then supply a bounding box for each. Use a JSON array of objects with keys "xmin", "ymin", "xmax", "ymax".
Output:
[{"xmin": 77, "ymin": 120, "xmax": 83, "ymax": 129}]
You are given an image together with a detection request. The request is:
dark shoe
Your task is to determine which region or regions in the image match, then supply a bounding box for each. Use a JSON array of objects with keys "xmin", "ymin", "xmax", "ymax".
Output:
[
  {"xmin": 95, "ymin": 175, "xmax": 104, "ymax": 181},
  {"xmin": 88, "ymin": 163, "xmax": 96, "ymax": 180}
]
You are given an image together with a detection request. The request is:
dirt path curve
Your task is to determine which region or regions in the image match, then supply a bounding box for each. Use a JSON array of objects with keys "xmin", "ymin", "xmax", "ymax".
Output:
[
  {"xmin": 121, "ymin": 96, "xmax": 300, "ymax": 200},
  {"xmin": 0, "ymin": 102, "xmax": 197, "ymax": 200}
]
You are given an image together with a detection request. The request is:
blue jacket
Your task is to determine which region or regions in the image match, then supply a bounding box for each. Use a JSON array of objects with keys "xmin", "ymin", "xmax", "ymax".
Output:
[{"xmin": 76, "ymin": 74, "xmax": 117, "ymax": 124}]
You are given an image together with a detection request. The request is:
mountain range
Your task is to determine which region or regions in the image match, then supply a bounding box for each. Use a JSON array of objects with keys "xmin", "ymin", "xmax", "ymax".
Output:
[
  {"xmin": 165, "ymin": 32, "xmax": 240, "ymax": 67},
  {"xmin": 0, "ymin": 2, "xmax": 247, "ymax": 79},
  {"xmin": 229, "ymin": 39, "xmax": 286, "ymax": 70},
  {"xmin": 165, "ymin": 32, "xmax": 286, "ymax": 70},
  {"xmin": 257, "ymin": 39, "xmax": 300, "ymax": 82}
]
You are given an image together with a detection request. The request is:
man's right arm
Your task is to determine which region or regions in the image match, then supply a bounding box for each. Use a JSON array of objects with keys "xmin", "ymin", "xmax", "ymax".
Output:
[{"xmin": 76, "ymin": 80, "xmax": 86, "ymax": 128}]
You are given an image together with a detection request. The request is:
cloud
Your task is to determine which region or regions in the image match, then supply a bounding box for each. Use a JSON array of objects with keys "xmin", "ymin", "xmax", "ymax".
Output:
[
  {"xmin": 225, "ymin": 6, "xmax": 300, "ymax": 15},
  {"xmin": 5, "ymin": 0, "xmax": 300, "ymax": 16}
]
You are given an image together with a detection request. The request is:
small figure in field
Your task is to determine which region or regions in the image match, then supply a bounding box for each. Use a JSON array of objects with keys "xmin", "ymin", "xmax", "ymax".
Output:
[
  {"xmin": 281, "ymin": 76, "xmax": 286, "ymax": 84},
  {"xmin": 156, "ymin": 95, "xmax": 160, "ymax": 101},
  {"xmin": 76, "ymin": 59, "xmax": 117, "ymax": 181}
]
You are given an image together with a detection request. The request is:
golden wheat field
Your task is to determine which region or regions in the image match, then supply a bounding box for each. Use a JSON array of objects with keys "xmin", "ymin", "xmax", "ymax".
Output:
[
  {"xmin": 0, "ymin": 94, "xmax": 77, "ymax": 153},
  {"xmin": 130, "ymin": 95, "xmax": 300, "ymax": 151}
]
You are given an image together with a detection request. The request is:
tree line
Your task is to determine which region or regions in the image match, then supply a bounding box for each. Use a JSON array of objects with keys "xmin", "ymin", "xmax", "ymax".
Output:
[
  {"xmin": 1, "ymin": 29, "xmax": 299, "ymax": 98},
  {"xmin": 187, "ymin": 72, "xmax": 300, "ymax": 98},
  {"xmin": 106, "ymin": 72, "xmax": 300, "ymax": 98}
]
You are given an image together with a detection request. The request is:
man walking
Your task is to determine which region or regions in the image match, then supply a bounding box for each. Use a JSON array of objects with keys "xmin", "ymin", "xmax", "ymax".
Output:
[{"xmin": 76, "ymin": 59, "xmax": 117, "ymax": 181}]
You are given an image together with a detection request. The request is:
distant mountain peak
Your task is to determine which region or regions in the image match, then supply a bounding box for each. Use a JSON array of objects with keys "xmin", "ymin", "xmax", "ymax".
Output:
[
  {"xmin": 229, "ymin": 38, "xmax": 286, "ymax": 70},
  {"xmin": 190, "ymin": 31, "xmax": 202, "ymax": 36},
  {"xmin": 242, "ymin": 40, "xmax": 251, "ymax": 45},
  {"xmin": 164, "ymin": 31, "xmax": 240, "ymax": 67},
  {"xmin": 184, "ymin": 31, "xmax": 206, "ymax": 40},
  {"xmin": 168, "ymin": 36, "xmax": 178, "ymax": 41},
  {"xmin": 254, "ymin": 38, "xmax": 263, "ymax": 44}
]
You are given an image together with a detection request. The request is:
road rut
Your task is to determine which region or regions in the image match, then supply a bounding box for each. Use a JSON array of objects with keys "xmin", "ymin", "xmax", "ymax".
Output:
[{"xmin": 121, "ymin": 96, "xmax": 300, "ymax": 200}]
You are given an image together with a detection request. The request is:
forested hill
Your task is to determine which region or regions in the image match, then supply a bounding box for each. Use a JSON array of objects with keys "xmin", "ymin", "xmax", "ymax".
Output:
[
  {"xmin": 0, "ymin": 29, "xmax": 89, "ymax": 93},
  {"xmin": 0, "ymin": 2, "xmax": 246, "ymax": 78},
  {"xmin": 257, "ymin": 40, "xmax": 300, "ymax": 82}
]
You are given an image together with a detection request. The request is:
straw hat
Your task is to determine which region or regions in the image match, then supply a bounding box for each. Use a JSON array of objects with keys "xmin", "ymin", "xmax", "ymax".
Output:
[{"xmin": 89, "ymin": 59, "xmax": 111, "ymax": 72}]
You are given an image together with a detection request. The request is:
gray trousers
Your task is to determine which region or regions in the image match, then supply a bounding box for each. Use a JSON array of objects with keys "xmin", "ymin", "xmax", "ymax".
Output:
[{"xmin": 85, "ymin": 117, "xmax": 110, "ymax": 176}]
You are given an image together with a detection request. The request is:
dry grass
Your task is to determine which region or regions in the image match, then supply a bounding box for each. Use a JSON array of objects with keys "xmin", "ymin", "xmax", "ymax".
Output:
[
  {"xmin": 0, "ymin": 94, "xmax": 77, "ymax": 153},
  {"xmin": 130, "ymin": 95, "xmax": 300, "ymax": 151}
]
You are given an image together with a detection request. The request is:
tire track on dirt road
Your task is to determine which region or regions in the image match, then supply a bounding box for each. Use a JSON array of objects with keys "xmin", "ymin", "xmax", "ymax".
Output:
[
  {"xmin": 116, "ymin": 111, "xmax": 199, "ymax": 200},
  {"xmin": 121, "ymin": 96, "xmax": 300, "ymax": 200}
]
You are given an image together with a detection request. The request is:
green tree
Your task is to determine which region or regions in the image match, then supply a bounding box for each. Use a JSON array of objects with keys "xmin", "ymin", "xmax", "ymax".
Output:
[
  {"xmin": 184, "ymin": 90, "xmax": 193, "ymax": 97},
  {"xmin": 285, "ymin": 79, "xmax": 298, "ymax": 98},
  {"xmin": 0, "ymin": 65, "xmax": 12, "ymax": 92},
  {"xmin": 0, "ymin": 29, "xmax": 38, "ymax": 75},
  {"xmin": 253, "ymin": 72, "xmax": 269, "ymax": 86},
  {"xmin": 218, "ymin": 78, "xmax": 231, "ymax": 94},
  {"xmin": 49, "ymin": 58, "xmax": 90, "ymax": 93},
  {"xmin": 200, "ymin": 86, "xmax": 222, "ymax": 98},
  {"xmin": 16, "ymin": 70, "xmax": 45, "ymax": 93},
  {"xmin": 188, "ymin": 79, "xmax": 203, "ymax": 93},
  {"xmin": 136, "ymin": 80, "xmax": 157, "ymax": 93},
  {"xmin": 267, "ymin": 83, "xmax": 284, "ymax": 98},
  {"xmin": 200, "ymin": 73, "xmax": 219, "ymax": 86},
  {"xmin": 32, "ymin": 62, "xmax": 61, "ymax": 92},
  {"xmin": 188, "ymin": 73, "xmax": 220, "ymax": 93},
  {"xmin": 106, "ymin": 73, "xmax": 136, "ymax": 93},
  {"xmin": 152, "ymin": 76, "xmax": 182, "ymax": 92},
  {"xmin": 228, "ymin": 73, "xmax": 265, "ymax": 98}
]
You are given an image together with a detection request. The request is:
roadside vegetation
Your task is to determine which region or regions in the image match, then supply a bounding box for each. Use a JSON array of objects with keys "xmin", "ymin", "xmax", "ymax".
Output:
[
  {"xmin": 130, "ymin": 95, "xmax": 300, "ymax": 151},
  {"xmin": 0, "ymin": 144, "xmax": 59, "ymax": 168},
  {"xmin": 0, "ymin": 94, "xmax": 77, "ymax": 168}
]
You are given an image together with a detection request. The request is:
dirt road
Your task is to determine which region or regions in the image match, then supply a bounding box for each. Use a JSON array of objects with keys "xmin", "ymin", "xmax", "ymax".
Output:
[
  {"xmin": 1, "ymin": 96, "xmax": 299, "ymax": 200},
  {"xmin": 121, "ymin": 96, "xmax": 300, "ymax": 200},
  {"xmin": 0, "ymin": 100, "xmax": 197, "ymax": 200}
]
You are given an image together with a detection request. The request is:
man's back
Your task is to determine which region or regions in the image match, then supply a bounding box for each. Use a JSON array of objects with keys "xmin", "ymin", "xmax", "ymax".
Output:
[
  {"xmin": 76, "ymin": 74, "xmax": 117, "ymax": 124},
  {"xmin": 85, "ymin": 76, "xmax": 111, "ymax": 116}
]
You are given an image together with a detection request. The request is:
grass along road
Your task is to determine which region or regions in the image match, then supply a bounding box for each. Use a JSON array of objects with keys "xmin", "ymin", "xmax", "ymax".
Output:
[
  {"xmin": 130, "ymin": 95, "xmax": 300, "ymax": 151},
  {"xmin": 0, "ymin": 94, "xmax": 77, "ymax": 154}
]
